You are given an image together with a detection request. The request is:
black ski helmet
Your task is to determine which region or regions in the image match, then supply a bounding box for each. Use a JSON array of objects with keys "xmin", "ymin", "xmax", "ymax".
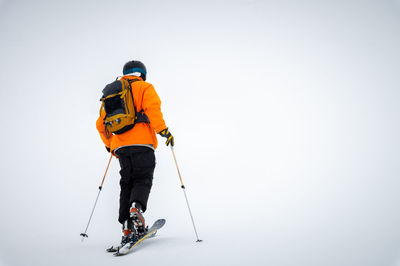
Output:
[{"xmin": 123, "ymin": 60, "xmax": 147, "ymax": 81}]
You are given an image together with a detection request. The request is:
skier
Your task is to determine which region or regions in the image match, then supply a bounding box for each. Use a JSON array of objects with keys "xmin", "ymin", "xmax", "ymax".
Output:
[{"xmin": 96, "ymin": 60, "xmax": 174, "ymax": 250}]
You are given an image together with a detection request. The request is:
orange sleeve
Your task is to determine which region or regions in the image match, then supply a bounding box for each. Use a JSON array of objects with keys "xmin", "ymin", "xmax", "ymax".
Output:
[
  {"xmin": 96, "ymin": 110, "xmax": 113, "ymax": 147},
  {"xmin": 142, "ymin": 84, "xmax": 167, "ymax": 133}
]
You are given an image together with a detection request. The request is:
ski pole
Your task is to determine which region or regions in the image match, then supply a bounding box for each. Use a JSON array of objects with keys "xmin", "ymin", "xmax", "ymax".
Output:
[
  {"xmin": 80, "ymin": 153, "xmax": 113, "ymax": 242},
  {"xmin": 170, "ymin": 146, "xmax": 202, "ymax": 242}
]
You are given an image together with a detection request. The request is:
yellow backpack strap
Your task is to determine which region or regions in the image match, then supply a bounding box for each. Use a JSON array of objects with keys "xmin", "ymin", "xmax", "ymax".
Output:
[
  {"xmin": 103, "ymin": 92, "xmax": 123, "ymax": 100},
  {"xmin": 126, "ymin": 78, "xmax": 139, "ymax": 114},
  {"xmin": 117, "ymin": 83, "xmax": 133, "ymax": 117},
  {"xmin": 125, "ymin": 78, "xmax": 150, "ymax": 124},
  {"xmin": 99, "ymin": 100, "xmax": 105, "ymax": 117}
]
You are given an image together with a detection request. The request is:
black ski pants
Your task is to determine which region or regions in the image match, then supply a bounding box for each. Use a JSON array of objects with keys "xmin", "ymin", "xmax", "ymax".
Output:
[{"xmin": 115, "ymin": 146, "xmax": 155, "ymax": 224}]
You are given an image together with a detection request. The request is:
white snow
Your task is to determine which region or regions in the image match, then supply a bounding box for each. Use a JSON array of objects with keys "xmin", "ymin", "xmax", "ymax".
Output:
[{"xmin": 1, "ymin": 1, "xmax": 400, "ymax": 266}]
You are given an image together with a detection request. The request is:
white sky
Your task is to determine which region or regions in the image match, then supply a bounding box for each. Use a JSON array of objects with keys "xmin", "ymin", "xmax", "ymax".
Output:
[{"xmin": 0, "ymin": 0, "xmax": 400, "ymax": 265}]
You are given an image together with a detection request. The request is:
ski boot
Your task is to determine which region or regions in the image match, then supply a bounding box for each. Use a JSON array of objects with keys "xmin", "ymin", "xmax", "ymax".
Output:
[
  {"xmin": 130, "ymin": 202, "xmax": 148, "ymax": 239},
  {"xmin": 106, "ymin": 220, "xmax": 136, "ymax": 253}
]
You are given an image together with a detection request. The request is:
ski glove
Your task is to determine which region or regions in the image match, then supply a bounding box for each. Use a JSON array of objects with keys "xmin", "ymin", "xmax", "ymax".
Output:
[
  {"xmin": 158, "ymin": 128, "xmax": 174, "ymax": 146},
  {"xmin": 105, "ymin": 146, "xmax": 111, "ymax": 153}
]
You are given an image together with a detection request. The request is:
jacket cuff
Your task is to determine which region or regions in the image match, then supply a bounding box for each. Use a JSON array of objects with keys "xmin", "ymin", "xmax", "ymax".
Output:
[{"xmin": 155, "ymin": 125, "xmax": 168, "ymax": 134}]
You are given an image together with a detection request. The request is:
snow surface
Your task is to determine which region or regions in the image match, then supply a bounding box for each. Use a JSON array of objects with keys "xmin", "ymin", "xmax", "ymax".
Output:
[{"xmin": 1, "ymin": 0, "xmax": 400, "ymax": 265}]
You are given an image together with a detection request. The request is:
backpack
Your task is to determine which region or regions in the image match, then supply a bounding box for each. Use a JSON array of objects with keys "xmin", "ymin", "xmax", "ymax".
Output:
[{"xmin": 99, "ymin": 77, "xmax": 149, "ymax": 138}]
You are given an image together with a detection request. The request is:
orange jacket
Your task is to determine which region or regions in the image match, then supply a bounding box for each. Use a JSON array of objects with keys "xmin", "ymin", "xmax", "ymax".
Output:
[{"xmin": 96, "ymin": 76, "xmax": 167, "ymax": 154}]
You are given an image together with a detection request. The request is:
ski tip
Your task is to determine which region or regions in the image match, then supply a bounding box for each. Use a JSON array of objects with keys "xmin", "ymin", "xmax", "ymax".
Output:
[
  {"xmin": 155, "ymin": 219, "xmax": 166, "ymax": 226},
  {"xmin": 113, "ymin": 251, "xmax": 127, "ymax": 257},
  {"xmin": 106, "ymin": 246, "xmax": 116, "ymax": 253},
  {"xmin": 113, "ymin": 247, "xmax": 123, "ymax": 256}
]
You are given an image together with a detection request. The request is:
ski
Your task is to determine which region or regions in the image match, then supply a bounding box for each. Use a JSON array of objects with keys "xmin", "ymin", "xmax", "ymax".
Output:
[
  {"xmin": 105, "ymin": 231, "xmax": 155, "ymax": 253},
  {"xmin": 109, "ymin": 219, "xmax": 166, "ymax": 256}
]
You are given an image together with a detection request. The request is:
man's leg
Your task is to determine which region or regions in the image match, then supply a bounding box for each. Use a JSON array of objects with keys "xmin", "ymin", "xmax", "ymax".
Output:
[
  {"xmin": 129, "ymin": 147, "xmax": 156, "ymax": 212},
  {"xmin": 118, "ymin": 153, "xmax": 134, "ymax": 224}
]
